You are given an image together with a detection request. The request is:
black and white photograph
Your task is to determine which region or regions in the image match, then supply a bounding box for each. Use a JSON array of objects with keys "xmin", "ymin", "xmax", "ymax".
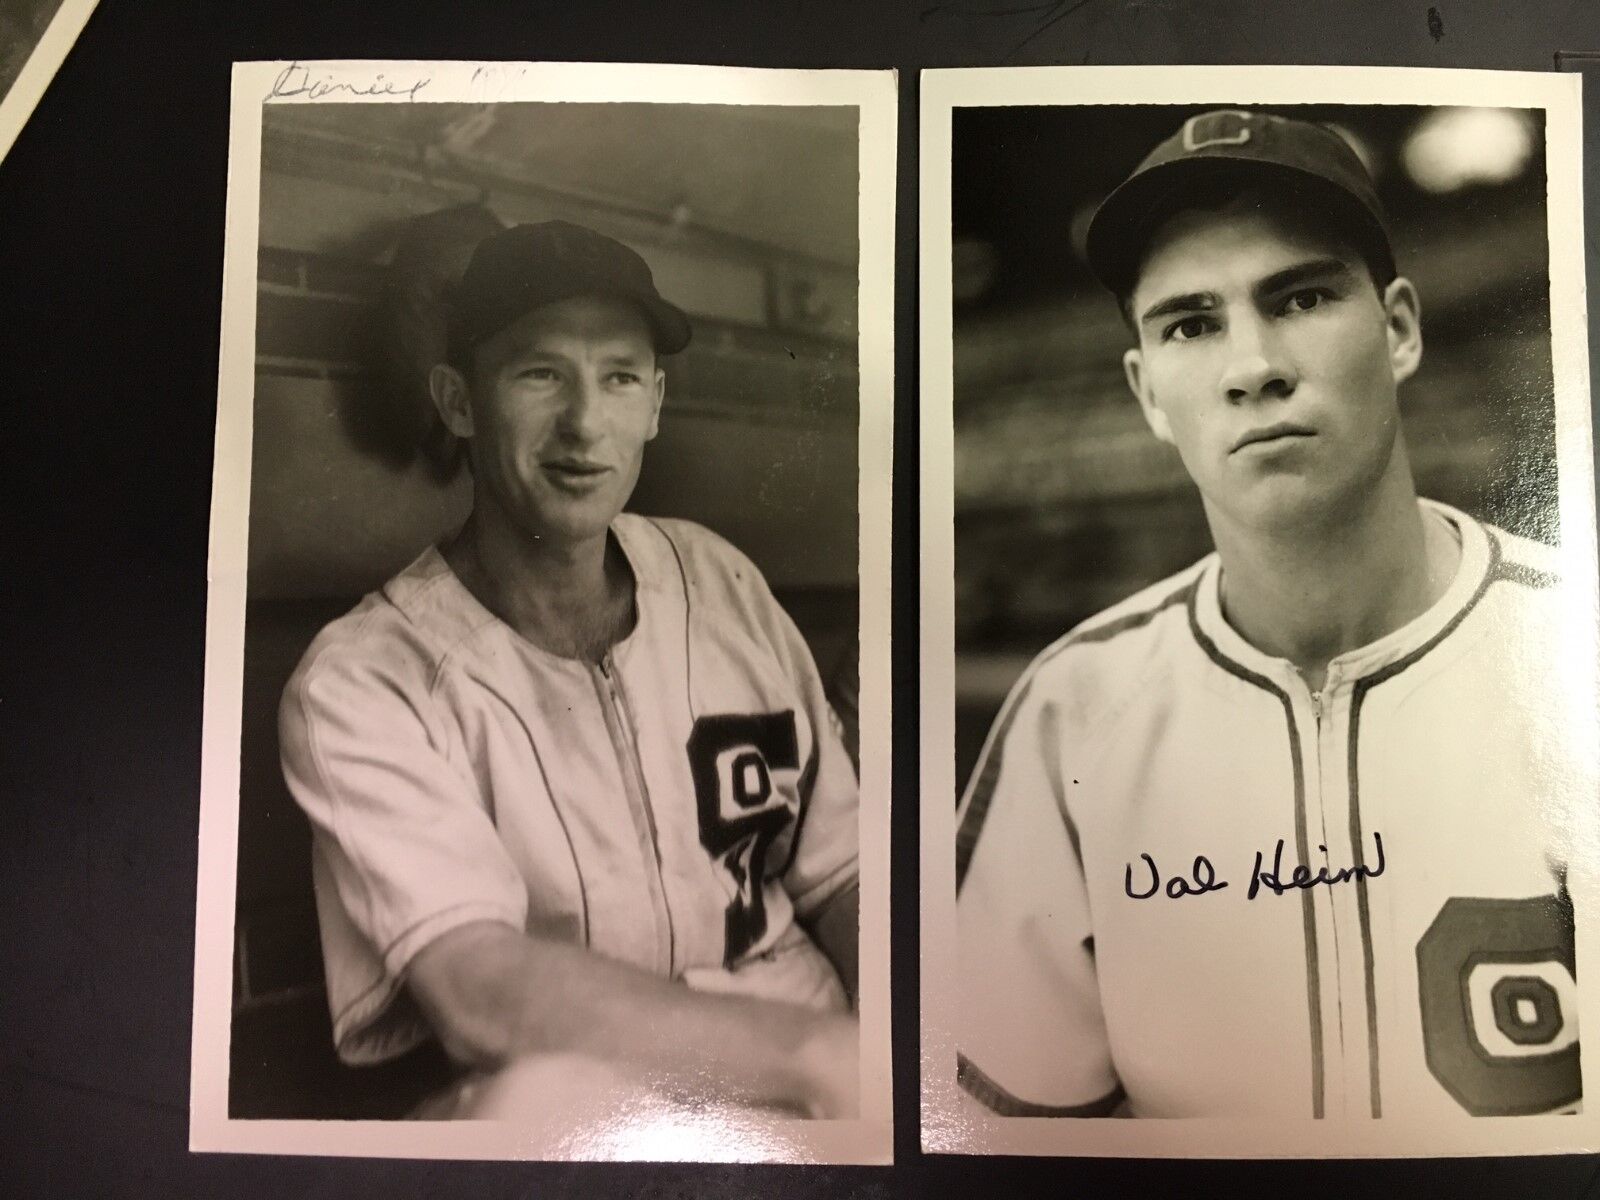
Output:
[
  {"xmin": 920, "ymin": 66, "xmax": 1599, "ymax": 1158},
  {"xmin": 0, "ymin": 0, "xmax": 97, "ymax": 163},
  {"xmin": 191, "ymin": 60, "xmax": 894, "ymax": 1163}
]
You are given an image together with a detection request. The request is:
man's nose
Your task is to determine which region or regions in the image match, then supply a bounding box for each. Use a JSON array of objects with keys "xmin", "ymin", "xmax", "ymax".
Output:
[
  {"xmin": 1218, "ymin": 314, "xmax": 1297, "ymax": 403},
  {"xmin": 557, "ymin": 374, "xmax": 605, "ymax": 439}
]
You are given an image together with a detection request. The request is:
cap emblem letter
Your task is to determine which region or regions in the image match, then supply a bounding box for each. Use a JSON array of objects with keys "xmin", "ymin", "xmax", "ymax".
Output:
[{"xmin": 1183, "ymin": 110, "xmax": 1253, "ymax": 151}]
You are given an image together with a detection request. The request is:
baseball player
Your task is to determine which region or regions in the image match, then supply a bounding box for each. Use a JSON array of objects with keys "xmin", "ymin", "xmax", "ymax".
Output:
[
  {"xmin": 956, "ymin": 110, "xmax": 1585, "ymax": 1121},
  {"xmin": 280, "ymin": 221, "xmax": 860, "ymax": 1120}
]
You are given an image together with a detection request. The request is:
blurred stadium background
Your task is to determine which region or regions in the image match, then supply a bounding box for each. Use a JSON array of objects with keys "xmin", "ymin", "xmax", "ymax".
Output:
[
  {"xmin": 232, "ymin": 102, "xmax": 861, "ymax": 1117},
  {"xmin": 953, "ymin": 103, "xmax": 1557, "ymax": 793}
]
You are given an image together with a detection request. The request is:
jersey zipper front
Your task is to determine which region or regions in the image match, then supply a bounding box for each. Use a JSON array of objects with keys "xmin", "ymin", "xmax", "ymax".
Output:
[
  {"xmin": 1294, "ymin": 667, "xmax": 1378, "ymax": 1121},
  {"xmin": 591, "ymin": 652, "xmax": 679, "ymax": 976},
  {"xmin": 1286, "ymin": 673, "xmax": 1341, "ymax": 1118}
]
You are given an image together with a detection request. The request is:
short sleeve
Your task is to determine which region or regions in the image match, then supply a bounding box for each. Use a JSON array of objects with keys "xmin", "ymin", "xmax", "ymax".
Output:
[
  {"xmin": 280, "ymin": 636, "xmax": 528, "ymax": 1063},
  {"xmin": 955, "ymin": 668, "xmax": 1123, "ymax": 1115}
]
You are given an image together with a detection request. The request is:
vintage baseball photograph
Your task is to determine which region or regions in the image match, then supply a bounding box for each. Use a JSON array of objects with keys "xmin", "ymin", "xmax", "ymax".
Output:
[
  {"xmin": 920, "ymin": 66, "xmax": 1599, "ymax": 1159},
  {"xmin": 190, "ymin": 60, "xmax": 894, "ymax": 1163},
  {"xmin": 0, "ymin": 0, "xmax": 98, "ymax": 163}
]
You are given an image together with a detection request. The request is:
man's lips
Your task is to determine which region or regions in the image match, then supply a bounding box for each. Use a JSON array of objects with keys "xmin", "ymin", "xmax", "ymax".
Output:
[
  {"xmin": 1232, "ymin": 423, "xmax": 1315, "ymax": 453},
  {"xmin": 542, "ymin": 460, "xmax": 613, "ymax": 489}
]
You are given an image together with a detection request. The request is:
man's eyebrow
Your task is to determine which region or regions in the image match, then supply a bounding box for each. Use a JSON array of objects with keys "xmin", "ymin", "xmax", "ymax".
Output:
[
  {"xmin": 1138, "ymin": 291, "xmax": 1218, "ymax": 327},
  {"xmin": 1254, "ymin": 257, "xmax": 1355, "ymax": 297}
]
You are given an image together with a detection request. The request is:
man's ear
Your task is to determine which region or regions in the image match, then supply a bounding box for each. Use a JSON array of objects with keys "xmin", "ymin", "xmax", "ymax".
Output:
[
  {"xmin": 646, "ymin": 366, "xmax": 665, "ymax": 441},
  {"xmin": 1383, "ymin": 276, "xmax": 1423, "ymax": 387},
  {"xmin": 1123, "ymin": 346, "xmax": 1174, "ymax": 445},
  {"xmin": 429, "ymin": 364, "xmax": 475, "ymax": 439}
]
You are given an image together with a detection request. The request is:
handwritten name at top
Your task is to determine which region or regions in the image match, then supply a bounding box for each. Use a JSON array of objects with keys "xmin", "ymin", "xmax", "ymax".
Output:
[
  {"xmin": 266, "ymin": 62, "xmax": 431, "ymax": 103},
  {"xmin": 1123, "ymin": 832, "xmax": 1386, "ymax": 901}
]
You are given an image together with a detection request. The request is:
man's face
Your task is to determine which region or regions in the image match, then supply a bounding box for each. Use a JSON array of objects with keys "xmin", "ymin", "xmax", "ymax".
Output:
[
  {"xmin": 1121, "ymin": 197, "xmax": 1421, "ymax": 535},
  {"xmin": 442, "ymin": 295, "xmax": 665, "ymax": 549}
]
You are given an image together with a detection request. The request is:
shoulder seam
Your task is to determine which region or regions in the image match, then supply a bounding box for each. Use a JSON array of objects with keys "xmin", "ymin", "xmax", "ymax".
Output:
[
  {"xmin": 401, "ymin": 573, "xmax": 500, "ymax": 695},
  {"xmin": 1481, "ymin": 525, "xmax": 1560, "ymax": 588},
  {"xmin": 1486, "ymin": 529, "xmax": 1560, "ymax": 590},
  {"xmin": 1058, "ymin": 576, "xmax": 1199, "ymax": 653},
  {"xmin": 298, "ymin": 575, "xmax": 488, "ymax": 702},
  {"xmin": 643, "ymin": 516, "xmax": 697, "ymax": 715},
  {"xmin": 954, "ymin": 577, "xmax": 1198, "ymax": 891}
]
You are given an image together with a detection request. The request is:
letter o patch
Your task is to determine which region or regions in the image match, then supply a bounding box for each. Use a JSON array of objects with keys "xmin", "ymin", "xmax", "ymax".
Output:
[
  {"xmin": 1490, "ymin": 975, "xmax": 1564, "ymax": 1047},
  {"xmin": 687, "ymin": 712, "xmax": 801, "ymax": 964},
  {"xmin": 1416, "ymin": 894, "xmax": 1580, "ymax": 1116}
]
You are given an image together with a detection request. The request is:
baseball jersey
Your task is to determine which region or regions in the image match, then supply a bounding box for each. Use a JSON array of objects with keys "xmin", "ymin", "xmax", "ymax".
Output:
[
  {"xmin": 957, "ymin": 501, "xmax": 1588, "ymax": 1121},
  {"xmin": 279, "ymin": 513, "xmax": 859, "ymax": 1065}
]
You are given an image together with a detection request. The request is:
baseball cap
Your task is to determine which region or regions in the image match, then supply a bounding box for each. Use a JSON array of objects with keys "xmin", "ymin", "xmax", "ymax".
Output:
[
  {"xmin": 1084, "ymin": 109, "xmax": 1396, "ymax": 302},
  {"xmin": 449, "ymin": 220, "xmax": 693, "ymax": 360}
]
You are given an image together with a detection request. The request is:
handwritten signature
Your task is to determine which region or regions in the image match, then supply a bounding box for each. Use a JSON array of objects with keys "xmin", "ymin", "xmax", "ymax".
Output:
[
  {"xmin": 266, "ymin": 62, "xmax": 431, "ymax": 103},
  {"xmin": 1124, "ymin": 833, "xmax": 1386, "ymax": 901}
]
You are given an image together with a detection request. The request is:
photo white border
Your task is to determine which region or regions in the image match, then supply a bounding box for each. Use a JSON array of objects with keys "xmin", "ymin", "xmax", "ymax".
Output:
[
  {"xmin": 919, "ymin": 65, "xmax": 1600, "ymax": 1159},
  {"xmin": 191, "ymin": 59, "xmax": 896, "ymax": 1164},
  {"xmin": 0, "ymin": 0, "xmax": 100, "ymax": 166}
]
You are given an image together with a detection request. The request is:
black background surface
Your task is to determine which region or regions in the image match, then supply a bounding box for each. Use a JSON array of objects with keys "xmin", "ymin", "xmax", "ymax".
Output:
[{"xmin": 4, "ymin": 1, "xmax": 1600, "ymax": 1195}]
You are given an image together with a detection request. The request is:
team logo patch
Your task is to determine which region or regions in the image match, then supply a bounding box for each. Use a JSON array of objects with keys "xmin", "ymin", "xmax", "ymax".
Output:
[
  {"xmin": 687, "ymin": 712, "xmax": 801, "ymax": 964},
  {"xmin": 1416, "ymin": 894, "xmax": 1580, "ymax": 1115},
  {"xmin": 1182, "ymin": 109, "xmax": 1253, "ymax": 152}
]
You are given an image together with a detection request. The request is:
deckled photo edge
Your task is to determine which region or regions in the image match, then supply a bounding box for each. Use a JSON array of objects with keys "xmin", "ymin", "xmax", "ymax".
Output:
[
  {"xmin": 190, "ymin": 59, "xmax": 895, "ymax": 1164},
  {"xmin": 190, "ymin": 63, "xmax": 272, "ymax": 1152},
  {"xmin": 0, "ymin": 0, "xmax": 101, "ymax": 165},
  {"xmin": 919, "ymin": 64, "xmax": 1600, "ymax": 1160},
  {"xmin": 851, "ymin": 66, "xmax": 899, "ymax": 1140}
]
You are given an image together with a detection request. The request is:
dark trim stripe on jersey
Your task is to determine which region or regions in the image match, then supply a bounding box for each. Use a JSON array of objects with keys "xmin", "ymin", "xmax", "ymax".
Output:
[
  {"xmin": 645, "ymin": 520, "xmax": 825, "ymax": 897},
  {"xmin": 1494, "ymin": 555, "xmax": 1559, "ymax": 592},
  {"xmin": 1185, "ymin": 522, "xmax": 1543, "ymax": 1120},
  {"xmin": 953, "ymin": 580, "xmax": 1196, "ymax": 1115},
  {"xmin": 955, "ymin": 522, "xmax": 1553, "ymax": 1120},
  {"xmin": 645, "ymin": 517, "xmax": 698, "ymax": 719},
  {"xmin": 958, "ymin": 1052, "xmax": 1126, "ymax": 1117},
  {"xmin": 1185, "ymin": 587, "xmax": 1326, "ymax": 1121},
  {"xmin": 955, "ymin": 580, "xmax": 1196, "ymax": 891},
  {"xmin": 1341, "ymin": 529, "xmax": 1551, "ymax": 1116}
]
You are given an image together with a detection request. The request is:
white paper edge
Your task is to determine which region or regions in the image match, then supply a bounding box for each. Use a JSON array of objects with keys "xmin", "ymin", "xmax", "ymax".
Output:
[
  {"xmin": 919, "ymin": 63, "xmax": 1600, "ymax": 1160},
  {"xmin": 189, "ymin": 58, "xmax": 897, "ymax": 1165},
  {"xmin": 0, "ymin": 0, "xmax": 101, "ymax": 166}
]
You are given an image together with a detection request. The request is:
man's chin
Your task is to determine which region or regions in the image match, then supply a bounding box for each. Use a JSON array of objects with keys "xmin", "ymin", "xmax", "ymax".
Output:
[
  {"xmin": 1211, "ymin": 477, "xmax": 1351, "ymax": 536},
  {"xmin": 509, "ymin": 502, "xmax": 624, "ymax": 549}
]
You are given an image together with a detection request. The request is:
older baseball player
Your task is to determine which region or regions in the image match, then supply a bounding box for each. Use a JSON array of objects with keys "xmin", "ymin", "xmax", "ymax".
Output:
[
  {"xmin": 957, "ymin": 110, "xmax": 1583, "ymax": 1120},
  {"xmin": 280, "ymin": 221, "xmax": 860, "ymax": 1120}
]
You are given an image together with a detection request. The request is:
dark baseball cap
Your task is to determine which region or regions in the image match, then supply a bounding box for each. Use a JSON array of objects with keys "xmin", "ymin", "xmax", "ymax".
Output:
[
  {"xmin": 449, "ymin": 220, "xmax": 692, "ymax": 360},
  {"xmin": 1084, "ymin": 109, "xmax": 1396, "ymax": 302}
]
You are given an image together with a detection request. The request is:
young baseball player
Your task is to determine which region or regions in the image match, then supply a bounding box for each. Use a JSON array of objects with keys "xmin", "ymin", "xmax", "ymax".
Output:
[
  {"xmin": 279, "ymin": 221, "xmax": 860, "ymax": 1120},
  {"xmin": 956, "ymin": 110, "xmax": 1584, "ymax": 1121}
]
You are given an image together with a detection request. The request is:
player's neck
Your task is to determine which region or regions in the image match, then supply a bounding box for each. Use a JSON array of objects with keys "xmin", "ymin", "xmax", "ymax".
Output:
[
  {"xmin": 444, "ymin": 508, "xmax": 635, "ymax": 662},
  {"xmin": 1209, "ymin": 471, "xmax": 1461, "ymax": 691}
]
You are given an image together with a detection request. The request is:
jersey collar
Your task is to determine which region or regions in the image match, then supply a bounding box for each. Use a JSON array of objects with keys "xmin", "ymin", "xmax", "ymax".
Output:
[
  {"xmin": 386, "ymin": 513, "xmax": 662, "ymax": 670},
  {"xmin": 1191, "ymin": 499, "xmax": 1493, "ymax": 691}
]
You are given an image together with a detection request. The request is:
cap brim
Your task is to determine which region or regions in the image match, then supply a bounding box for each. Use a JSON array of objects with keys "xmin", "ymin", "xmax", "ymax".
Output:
[{"xmin": 1084, "ymin": 157, "xmax": 1393, "ymax": 301}]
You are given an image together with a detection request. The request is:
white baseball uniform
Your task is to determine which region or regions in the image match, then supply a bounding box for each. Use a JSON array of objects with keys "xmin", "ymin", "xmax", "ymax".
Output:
[
  {"xmin": 280, "ymin": 513, "xmax": 858, "ymax": 1065},
  {"xmin": 957, "ymin": 501, "xmax": 1586, "ymax": 1120}
]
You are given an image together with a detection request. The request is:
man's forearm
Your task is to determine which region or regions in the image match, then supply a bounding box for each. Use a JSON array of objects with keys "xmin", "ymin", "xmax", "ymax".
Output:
[{"xmin": 406, "ymin": 921, "xmax": 857, "ymax": 1117}]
